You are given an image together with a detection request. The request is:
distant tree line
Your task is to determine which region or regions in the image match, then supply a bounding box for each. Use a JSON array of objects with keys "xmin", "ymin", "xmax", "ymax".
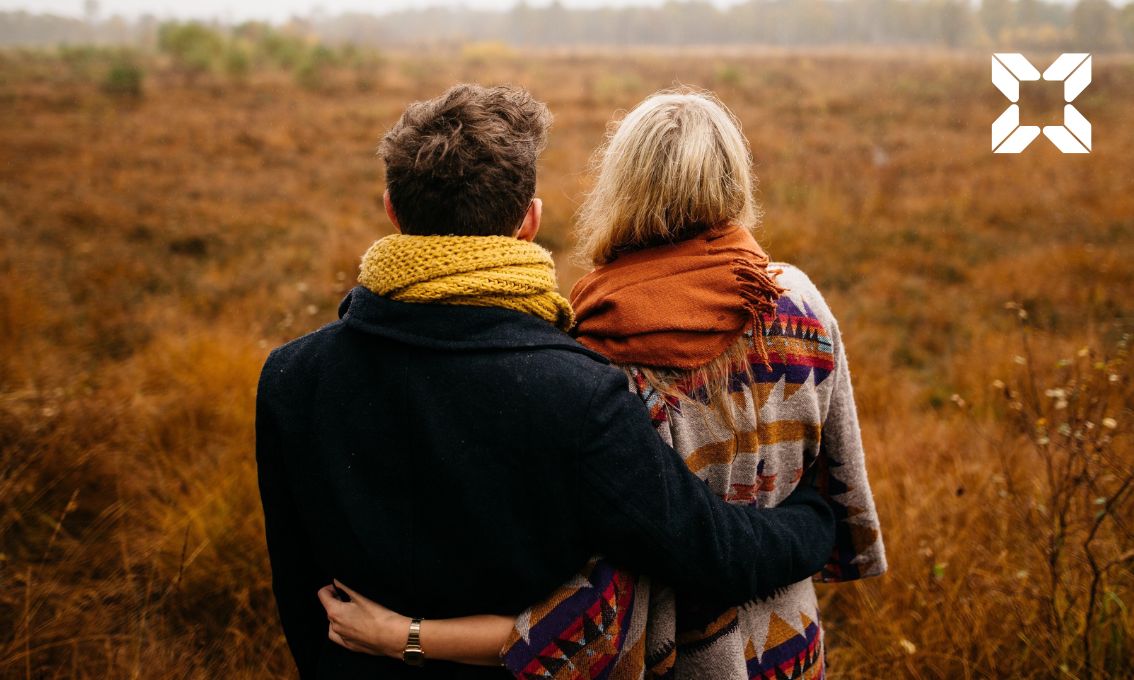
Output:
[{"xmin": 2, "ymin": 0, "xmax": 1133, "ymax": 52}]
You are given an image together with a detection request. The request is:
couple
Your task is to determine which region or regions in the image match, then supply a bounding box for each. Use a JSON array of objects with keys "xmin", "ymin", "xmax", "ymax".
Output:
[{"xmin": 255, "ymin": 83, "xmax": 886, "ymax": 680}]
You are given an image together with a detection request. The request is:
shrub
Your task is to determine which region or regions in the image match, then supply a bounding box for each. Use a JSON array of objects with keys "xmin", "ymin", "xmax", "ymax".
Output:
[
  {"xmin": 102, "ymin": 55, "xmax": 143, "ymax": 98},
  {"xmin": 158, "ymin": 22, "xmax": 224, "ymax": 80},
  {"xmin": 978, "ymin": 305, "xmax": 1133, "ymax": 677},
  {"xmin": 294, "ymin": 45, "xmax": 336, "ymax": 90},
  {"xmin": 223, "ymin": 43, "xmax": 251, "ymax": 81},
  {"xmin": 256, "ymin": 30, "xmax": 309, "ymax": 70}
]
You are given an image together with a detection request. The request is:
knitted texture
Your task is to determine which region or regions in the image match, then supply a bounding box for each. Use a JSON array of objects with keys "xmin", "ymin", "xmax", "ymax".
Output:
[
  {"xmin": 357, "ymin": 234, "xmax": 575, "ymax": 331},
  {"xmin": 502, "ymin": 264, "xmax": 886, "ymax": 680}
]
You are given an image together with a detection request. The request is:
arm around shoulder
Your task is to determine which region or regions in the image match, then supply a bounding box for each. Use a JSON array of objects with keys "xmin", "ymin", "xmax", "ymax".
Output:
[{"xmin": 574, "ymin": 367, "xmax": 836, "ymax": 604}]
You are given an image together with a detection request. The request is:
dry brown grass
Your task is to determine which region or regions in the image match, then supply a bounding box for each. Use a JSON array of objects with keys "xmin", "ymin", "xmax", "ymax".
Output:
[{"xmin": 0, "ymin": 48, "xmax": 1132, "ymax": 679}]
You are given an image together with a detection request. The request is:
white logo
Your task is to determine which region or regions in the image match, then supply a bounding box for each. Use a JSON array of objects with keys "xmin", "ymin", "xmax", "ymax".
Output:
[{"xmin": 992, "ymin": 53, "xmax": 1091, "ymax": 154}]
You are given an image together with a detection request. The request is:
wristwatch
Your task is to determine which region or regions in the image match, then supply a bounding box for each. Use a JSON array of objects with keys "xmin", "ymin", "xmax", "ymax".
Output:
[{"xmin": 402, "ymin": 617, "xmax": 425, "ymax": 667}]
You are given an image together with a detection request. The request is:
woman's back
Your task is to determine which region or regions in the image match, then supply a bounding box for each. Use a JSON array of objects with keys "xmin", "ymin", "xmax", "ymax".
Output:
[
  {"xmin": 503, "ymin": 264, "xmax": 886, "ymax": 680},
  {"xmin": 626, "ymin": 263, "xmax": 884, "ymax": 678}
]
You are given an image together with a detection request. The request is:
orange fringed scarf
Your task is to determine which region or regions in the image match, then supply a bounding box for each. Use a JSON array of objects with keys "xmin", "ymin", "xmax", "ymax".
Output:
[{"xmin": 570, "ymin": 224, "xmax": 784, "ymax": 370}]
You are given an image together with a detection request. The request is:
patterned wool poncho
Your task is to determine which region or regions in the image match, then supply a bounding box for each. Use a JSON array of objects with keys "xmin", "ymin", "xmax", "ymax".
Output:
[{"xmin": 501, "ymin": 264, "xmax": 887, "ymax": 680}]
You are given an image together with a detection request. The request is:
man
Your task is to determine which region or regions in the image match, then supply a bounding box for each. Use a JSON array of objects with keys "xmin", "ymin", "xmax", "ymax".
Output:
[{"xmin": 256, "ymin": 84, "xmax": 835, "ymax": 679}]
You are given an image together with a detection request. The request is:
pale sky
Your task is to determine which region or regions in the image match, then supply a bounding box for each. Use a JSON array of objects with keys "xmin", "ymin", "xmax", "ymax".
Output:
[{"xmin": 1, "ymin": 0, "xmax": 747, "ymax": 23}]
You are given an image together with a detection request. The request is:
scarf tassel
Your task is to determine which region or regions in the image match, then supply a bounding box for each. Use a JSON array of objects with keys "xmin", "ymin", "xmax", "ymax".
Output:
[{"xmin": 730, "ymin": 257, "xmax": 785, "ymax": 370}]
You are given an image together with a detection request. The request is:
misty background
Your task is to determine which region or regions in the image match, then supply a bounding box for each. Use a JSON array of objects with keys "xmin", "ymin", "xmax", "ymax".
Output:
[{"xmin": 2, "ymin": 0, "xmax": 1134, "ymax": 51}]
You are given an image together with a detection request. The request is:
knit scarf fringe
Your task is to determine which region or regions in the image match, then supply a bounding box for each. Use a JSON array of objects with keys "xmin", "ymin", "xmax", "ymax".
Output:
[{"xmin": 357, "ymin": 234, "xmax": 575, "ymax": 331}]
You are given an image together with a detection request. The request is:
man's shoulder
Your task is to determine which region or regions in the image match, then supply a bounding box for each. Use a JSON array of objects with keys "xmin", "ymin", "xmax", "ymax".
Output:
[
  {"xmin": 257, "ymin": 315, "xmax": 618, "ymax": 394},
  {"xmin": 258, "ymin": 319, "xmax": 346, "ymax": 394},
  {"xmin": 520, "ymin": 342, "xmax": 625, "ymax": 397},
  {"xmin": 524, "ymin": 340, "xmax": 614, "ymax": 371}
]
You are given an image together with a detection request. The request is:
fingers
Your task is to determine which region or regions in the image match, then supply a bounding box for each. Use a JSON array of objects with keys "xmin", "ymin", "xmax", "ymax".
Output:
[
  {"xmin": 316, "ymin": 584, "xmax": 341, "ymax": 613},
  {"xmin": 328, "ymin": 623, "xmax": 350, "ymax": 650},
  {"xmin": 334, "ymin": 579, "xmax": 397, "ymax": 617},
  {"xmin": 333, "ymin": 579, "xmax": 361, "ymax": 601}
]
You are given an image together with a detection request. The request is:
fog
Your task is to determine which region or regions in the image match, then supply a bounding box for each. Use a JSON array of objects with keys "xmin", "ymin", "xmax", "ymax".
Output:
[{"xmin": 0, "ymin": 0, "xmax": 743, "ymax": 23}]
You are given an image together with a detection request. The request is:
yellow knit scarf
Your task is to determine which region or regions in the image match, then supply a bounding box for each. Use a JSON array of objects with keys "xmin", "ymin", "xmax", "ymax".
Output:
[{"xmin": 357, "ymin": 234, "xmax": 575, "ymax": 331}]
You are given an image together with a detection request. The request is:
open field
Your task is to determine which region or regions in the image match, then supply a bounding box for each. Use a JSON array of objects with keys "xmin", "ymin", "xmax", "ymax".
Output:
[{"xmin": 1, "ymin": 47, "xmax": 1133, "ymax": 678}]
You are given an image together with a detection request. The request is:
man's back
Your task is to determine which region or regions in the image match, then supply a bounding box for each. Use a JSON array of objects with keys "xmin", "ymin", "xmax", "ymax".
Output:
[{"xmin": 258, "ymin": 287, "xmax": 626, "ymax": 678}]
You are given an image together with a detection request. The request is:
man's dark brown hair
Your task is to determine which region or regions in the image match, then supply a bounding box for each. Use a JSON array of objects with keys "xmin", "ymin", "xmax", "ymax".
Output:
[{"xmin": 379, "ymin": 84, "xmax": 552, "ymax": 237}]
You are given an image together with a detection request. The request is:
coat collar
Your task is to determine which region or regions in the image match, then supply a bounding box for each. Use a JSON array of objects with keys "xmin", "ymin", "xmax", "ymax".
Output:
[{"xmin": 337, "ymin": 286, "xmax": 608, "ymax": 362}]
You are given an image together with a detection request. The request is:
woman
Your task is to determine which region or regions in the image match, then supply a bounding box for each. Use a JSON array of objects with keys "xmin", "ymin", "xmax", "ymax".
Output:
[{"xmin": 318, "ymin": 89, "xmax": 886, "ymax": 678}]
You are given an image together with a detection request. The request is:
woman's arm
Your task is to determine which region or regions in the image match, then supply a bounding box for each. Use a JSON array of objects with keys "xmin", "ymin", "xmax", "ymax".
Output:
[
  {"xmin": 813, "ymin": 315, "xmax": 887, "ymax": 581},
  {"xmin": 317, "ymin": 581, "xmax": 514, "ymax": 667}
]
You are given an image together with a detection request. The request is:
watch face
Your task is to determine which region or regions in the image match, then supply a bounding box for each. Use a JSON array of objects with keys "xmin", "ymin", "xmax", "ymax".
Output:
[{"xmin": 403, "ymin": 648, "xmax": 426, "ymax": 667}]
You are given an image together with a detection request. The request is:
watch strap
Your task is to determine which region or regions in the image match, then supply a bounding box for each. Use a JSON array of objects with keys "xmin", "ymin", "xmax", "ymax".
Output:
[{"xmin": 402, "ymin": 617, "xmax": 425, "ymax": 667}]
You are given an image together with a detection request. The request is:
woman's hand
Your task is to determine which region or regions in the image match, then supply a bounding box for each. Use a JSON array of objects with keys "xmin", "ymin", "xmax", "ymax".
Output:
[
  {"xmin": 316, "ymin": 580, "xmax": 412, "ymax": 659},
  {"xmin": 317, "ymin": 580, "xmax": 517, "ymax": 666}
]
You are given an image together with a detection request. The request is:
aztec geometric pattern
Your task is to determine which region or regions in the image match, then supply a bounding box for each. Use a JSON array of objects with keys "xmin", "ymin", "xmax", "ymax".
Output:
[
  {"xmin": 502, "ymin": 558, "xmax": 646, "ymax": 679},
  {"xmin": 502, "ymin": 264, "xmax": 885, "ymax": 680}
]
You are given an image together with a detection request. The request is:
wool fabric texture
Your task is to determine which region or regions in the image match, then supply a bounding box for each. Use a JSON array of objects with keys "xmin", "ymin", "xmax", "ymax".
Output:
[
  {"xmin": 357, "ymin": 234, "xmax": 575, "ymax": 331},
  {"xmin": 570, "ymin": 224, "xmax": 784, "ymax": 371}
]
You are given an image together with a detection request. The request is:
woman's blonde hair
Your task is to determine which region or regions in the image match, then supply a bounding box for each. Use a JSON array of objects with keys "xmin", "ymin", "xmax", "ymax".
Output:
[
  {"xmin": 575, "ymin": 88, "xmax": 761, "ymax": 266},
  {"xmin": 575, "ymin": 89, "xmax": 769, "ymax": 419}
]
